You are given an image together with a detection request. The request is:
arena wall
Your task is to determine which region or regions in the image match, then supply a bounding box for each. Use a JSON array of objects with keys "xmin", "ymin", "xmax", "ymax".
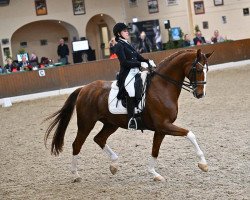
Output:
[{"xmin": 0, "ymin": 39, "xmax": 250, "ymax": 99}]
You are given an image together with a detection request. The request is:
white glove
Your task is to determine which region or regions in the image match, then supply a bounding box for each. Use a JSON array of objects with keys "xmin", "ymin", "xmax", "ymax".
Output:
[
  {"xmin": 149, "ymin": 60, "xmax": 156, "ymax": 68},
  {"xmin": 141, "ymin": 62, "xmax": 149, "ymax": 69}
]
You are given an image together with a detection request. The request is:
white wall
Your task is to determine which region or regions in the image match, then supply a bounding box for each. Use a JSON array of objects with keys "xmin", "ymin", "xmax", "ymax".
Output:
[
  {"xmin": 0, "ymin": 0, "xmax": 123, "ymax": 65},
  {"xmin": 191, "ymin": 0, "xmax": 250, "ymax": 41},
  {"xmin": 123, "ymin": 0, "xmax": 250, "ymax": 41},
  {"xmin": 11, "ymin": 21, "xmax": 69, "ymax": 63},
  {"xmin": 0, "ymin": 0, "xmax": 249, "ymax": 65}
]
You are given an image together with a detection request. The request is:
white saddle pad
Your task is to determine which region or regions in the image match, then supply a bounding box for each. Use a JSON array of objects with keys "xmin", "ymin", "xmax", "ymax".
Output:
[{"xmin": 108, "ymin": 71, "xmax": 148, "ymax": 114}]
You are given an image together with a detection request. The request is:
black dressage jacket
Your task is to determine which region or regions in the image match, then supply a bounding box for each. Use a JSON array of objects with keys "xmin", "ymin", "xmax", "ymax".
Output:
[{"xmin": 115, "ymin": 39, "xmax": 149, "ymax": 98}]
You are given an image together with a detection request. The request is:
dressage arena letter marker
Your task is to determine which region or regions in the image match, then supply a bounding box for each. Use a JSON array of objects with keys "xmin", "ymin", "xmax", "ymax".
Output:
[
  {"xmin": 2, "ymin": 98, "xmax": 12, "ymax": 107},
  {"xmin": 38, "ymin": 70, "xmax": 46, "ymax": 77}
]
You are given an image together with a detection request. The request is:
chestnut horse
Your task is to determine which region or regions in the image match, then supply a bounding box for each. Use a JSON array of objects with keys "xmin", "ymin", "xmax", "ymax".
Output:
[{"xmin": 45, "ymin": 49, "xmax": 213, "ymax": 182}]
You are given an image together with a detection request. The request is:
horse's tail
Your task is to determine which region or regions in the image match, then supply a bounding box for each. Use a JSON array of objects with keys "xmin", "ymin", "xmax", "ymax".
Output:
[{"xmin": 44, "ymin": 87, "xmax": 82, "ymax": 156}]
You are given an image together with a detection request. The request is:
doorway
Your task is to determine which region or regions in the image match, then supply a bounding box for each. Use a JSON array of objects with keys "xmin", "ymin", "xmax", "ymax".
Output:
[
  {"xmin": 86, "ymin": 14, "xmax": 116, "ymax": 60},
  {"xmin": 99, "ymin": 24, "xmax": 110, "ymax": 59}
]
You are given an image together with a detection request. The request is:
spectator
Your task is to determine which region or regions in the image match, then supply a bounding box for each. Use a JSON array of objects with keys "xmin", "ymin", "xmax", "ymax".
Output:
[
  {"xmin": 211, "ymin": 30, "xmax": 225, "ymax": 43},
  {"xmin": 12, "ymin": 60, "xmax": 20, "ymax": 72},
  {"xmin": 182, "ymin": 34, "xmax": 191, "ymax": 47},
  {"xmin": 30, "ymin": 53, "xmax": 39, "ymax": 66},
  {"xmin": 19, "ymin": 55, "xmax": 32, "ymax": 71},
  {"xmin": 137, "ymin": 31, "xmax": 152, "ymax": 53},
  {"xmin": 193, "ymin": 31, "xmax": 206, "ymax": 45},
  {"xmin": 109, "ymin": 37, "xmax": 117, "ymax": 59},
  {"xmin": 4, "ymin": 58, "xmax": 15, "ymax": 73},
  {"xmin": 154, "ymin": 26, "xmax": 163, "ymax": 51},
  {"xmin": 57, "ymin": 38, "xmax": 69, "ymax": 65},
  {"xmin": 40, "ymin": 57, "xmax": 50, "ymax": 68},
  {"xmin": 0, "ymin": 65, "xmax": 4, "ymax": 74}
]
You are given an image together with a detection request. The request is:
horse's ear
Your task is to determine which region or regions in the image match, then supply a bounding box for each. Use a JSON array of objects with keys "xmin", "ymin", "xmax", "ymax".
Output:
[
  {"xmin": 196, "ymin": 49, "xmax": 202, "ymax": 59},
  {"xmin": 205, "ymin": 51, "xmax": 214, "ymax": 59}
]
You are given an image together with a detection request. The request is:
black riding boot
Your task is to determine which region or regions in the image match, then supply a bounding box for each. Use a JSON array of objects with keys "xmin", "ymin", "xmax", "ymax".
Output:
[{"xmin": 126, "ymin": 97, "xmax": 137, "ymax": 130}]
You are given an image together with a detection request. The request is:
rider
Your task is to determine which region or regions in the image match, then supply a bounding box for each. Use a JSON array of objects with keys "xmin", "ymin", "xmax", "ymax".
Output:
[{"xmin": 113, "ymin": 22, "xmax": 156, "ymax": 130}]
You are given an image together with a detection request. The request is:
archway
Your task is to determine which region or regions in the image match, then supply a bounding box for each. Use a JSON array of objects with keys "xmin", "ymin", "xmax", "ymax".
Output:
[
  {"xmin": 86, "ymin": 14, "xmax": 116, "ymax": 60},
  {"xmin": 11, "ymin": 20, "xmax": 79, "ymax": 64}
]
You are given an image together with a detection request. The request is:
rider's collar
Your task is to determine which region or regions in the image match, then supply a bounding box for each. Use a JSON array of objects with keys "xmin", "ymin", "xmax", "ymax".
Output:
[{"xmin": 119, "ymin": 38, "xmax": 129, "ymax": 44}]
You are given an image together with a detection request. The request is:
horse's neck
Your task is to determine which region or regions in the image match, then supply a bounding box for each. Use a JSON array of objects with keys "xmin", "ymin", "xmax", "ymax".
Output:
[
  {"xmin": 150, "ymin": 55, "xmax": 189, "ymax": 101},
  {"xmin": 158, "ymin": 58, "xmax": 186, "ymax": 82}
]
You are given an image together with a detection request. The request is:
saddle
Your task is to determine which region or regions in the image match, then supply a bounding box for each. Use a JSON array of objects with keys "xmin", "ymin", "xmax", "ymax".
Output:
[{"xmin": 108, "ymin": 71, "xmax": 148, "ymax": 115}]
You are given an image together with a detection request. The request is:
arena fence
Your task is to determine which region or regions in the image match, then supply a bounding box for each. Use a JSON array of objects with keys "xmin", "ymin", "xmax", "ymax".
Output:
[{"xmin": 0, "ymin": 39, "xmax": 250, "ymax": 99}]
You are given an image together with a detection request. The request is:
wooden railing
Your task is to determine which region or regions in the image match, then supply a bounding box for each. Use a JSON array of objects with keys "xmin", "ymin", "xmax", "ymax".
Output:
[{"xmin": 1, "ymin": 39, "xmax": 250, "ymax": 98}]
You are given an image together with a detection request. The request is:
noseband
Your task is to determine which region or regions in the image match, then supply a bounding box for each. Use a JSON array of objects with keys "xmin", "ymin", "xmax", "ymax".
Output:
[{"xmin": 151, "ymin": 57, "xmax": 208, "ymax": 93}]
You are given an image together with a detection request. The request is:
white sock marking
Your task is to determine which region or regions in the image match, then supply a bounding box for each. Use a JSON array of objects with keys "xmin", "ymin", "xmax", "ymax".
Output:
[
  {"xmin": 186, "ymin": 131, "xmax": 207, "ymax": 164},
  {"xmin": 148, "ymin": 156, "xmax": 161, "ymax": 177},
  {"xmin": 103, "ymin": 144, "xmax": 118, "ymax": 161},
  {"xmin": 71, "ymin": 155, "xmax": 80, "ymax": 178}
]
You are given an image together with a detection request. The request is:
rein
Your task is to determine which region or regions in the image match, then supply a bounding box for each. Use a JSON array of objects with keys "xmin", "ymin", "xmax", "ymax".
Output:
[
  {"xmin": 152, "ymin": 70, "xmax": 194, "ymax": 92},
  {"xmin": 150, "ymin": 59, "xmax": 207, "ymax": 93}
]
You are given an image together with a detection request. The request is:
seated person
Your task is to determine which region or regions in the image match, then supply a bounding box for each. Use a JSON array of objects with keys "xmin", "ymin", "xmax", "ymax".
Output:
[
  {"xmin": 182, "ymin": 34, "xmax": 191, "ymax": 47},
  {"xmin": 4, "ymin": 58, "xmax": 15, "ymax": 72},
  {"xmin": 19, "ymin": 55, "xmax": 32, "ymax": 71},
  {"xmin": 211, "ymin": 30, "xmax": 225, "ymax": 43},
  {"xmin": 193, "ymin": 31, "xmax": 206, "ymax": 45},
  {"xmin": 40, "ymin": 57, "xmax": 49, "ymax": 68},
  {"xmin": 30, "ymin": 53, "xmax": 39, "ymax": 66}
]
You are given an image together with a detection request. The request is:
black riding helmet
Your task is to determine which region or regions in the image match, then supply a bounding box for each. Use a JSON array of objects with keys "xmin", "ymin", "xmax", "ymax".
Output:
[{"xmin": 113, "ymin": 23, "xmax": 129, "ymax": 40}]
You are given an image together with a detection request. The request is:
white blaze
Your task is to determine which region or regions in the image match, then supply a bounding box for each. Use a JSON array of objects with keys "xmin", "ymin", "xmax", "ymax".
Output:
[{"xmin": 203, "ymin": 64, "xmax": 207, "ymax": 97}]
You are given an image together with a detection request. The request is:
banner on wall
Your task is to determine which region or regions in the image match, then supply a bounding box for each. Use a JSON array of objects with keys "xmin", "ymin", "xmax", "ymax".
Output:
[{"xmin": 129, "ymin": 19, "xmax": 163, "ymax": 51}]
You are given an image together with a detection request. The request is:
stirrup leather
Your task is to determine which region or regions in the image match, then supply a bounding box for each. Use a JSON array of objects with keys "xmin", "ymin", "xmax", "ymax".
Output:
[{"xmin": 128, "ymin": 117, "xmax": 137, "ymax": 130}]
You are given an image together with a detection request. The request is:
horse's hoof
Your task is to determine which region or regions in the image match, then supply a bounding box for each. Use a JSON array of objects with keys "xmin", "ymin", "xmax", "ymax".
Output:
[
  {"xmin": 198, "ymin": 163, "xmax": 208, "ymax": 172},
  {"xmin": 153, "ymin": 175, "xmax": 165, "ymax": 182},
  {"xmin": 72, "ymin": 177, "xmax": 82, "ymax": 183},
  {"xmin": 110, "ymin": 164, "xmax": 118, "ymax": 175}
]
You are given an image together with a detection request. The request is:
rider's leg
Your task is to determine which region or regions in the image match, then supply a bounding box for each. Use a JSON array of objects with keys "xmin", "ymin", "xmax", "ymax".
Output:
[{"xmin": 124, "ymin": 68, "xmax": 138, "ymax": 130}]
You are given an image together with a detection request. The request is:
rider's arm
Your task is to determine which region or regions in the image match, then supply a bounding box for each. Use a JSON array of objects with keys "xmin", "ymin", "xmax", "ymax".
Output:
[{"xmin": 137, "ymin": 53, "xmax": 149, "ymax": 64}]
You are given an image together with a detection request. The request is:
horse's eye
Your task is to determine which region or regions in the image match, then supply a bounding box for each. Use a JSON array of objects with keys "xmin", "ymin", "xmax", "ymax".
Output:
[{"xmin": 197, "ymin": 68, "xmax": 203, "ymax": 73}]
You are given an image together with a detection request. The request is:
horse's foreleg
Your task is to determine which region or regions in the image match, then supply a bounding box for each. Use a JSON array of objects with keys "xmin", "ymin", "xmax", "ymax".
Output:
[
  {"xmin": 186, "ymin": 131, "xmax": 208, "ymax": 172},
  {"xmin": 149, "ymin": 132, "xmax": 165, "ymax": 181},
  {"xmin": 94, "ymin": 123, "xmax": 119, "ymax": 175}
]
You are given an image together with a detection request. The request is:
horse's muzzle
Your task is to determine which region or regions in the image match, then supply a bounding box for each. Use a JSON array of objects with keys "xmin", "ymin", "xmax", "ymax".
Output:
[{"xmin": 193, "ymin": 90, "xmax": 206, "ymax": 99}]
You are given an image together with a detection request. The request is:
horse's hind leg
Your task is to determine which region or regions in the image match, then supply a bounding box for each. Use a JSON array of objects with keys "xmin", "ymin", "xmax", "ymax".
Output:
[
  {"xmin": 71, "ymin": 120, "xmax": 96, "ymax": 182},
  {"xmin": 94, "ymin": 123, "xmax": 119, "ymax": 175}
]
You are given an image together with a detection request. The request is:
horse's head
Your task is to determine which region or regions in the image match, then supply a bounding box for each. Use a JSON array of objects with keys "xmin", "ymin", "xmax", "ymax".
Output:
[{"xmin": 186, "ymin": 49, "xmax": 213, "ymax": 99}]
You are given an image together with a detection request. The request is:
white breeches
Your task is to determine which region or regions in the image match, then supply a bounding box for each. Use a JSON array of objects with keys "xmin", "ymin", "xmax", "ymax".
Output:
[{"xmin": 124, "ymin": 68, "xmax": 139, "ymax": 97}]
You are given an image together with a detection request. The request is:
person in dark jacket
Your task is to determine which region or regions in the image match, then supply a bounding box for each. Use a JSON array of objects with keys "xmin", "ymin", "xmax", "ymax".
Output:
[
  {"xmin": 137, "ymin": 31, "xmax": 152, "ymax": 53},
  {"xmin": 113, "ymin": 22, "xmax": 156, "ymax": 130},
  {"xmin": 4, "ymin": 58, "xmax": 15, "ymax": 72},
  {"xmin": 57, "ymin": 38, "xmax": 69, "ymax": 64},
  {"xmin": 182, "ymin": 34, "xmax": 191, "ymax": 47},
  {"xmin": 193, "ymin": 31, "xmax": 206, "ymax": 45}
]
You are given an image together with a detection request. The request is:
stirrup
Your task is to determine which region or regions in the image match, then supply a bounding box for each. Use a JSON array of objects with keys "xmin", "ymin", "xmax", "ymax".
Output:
[{"xmin": 128, "ymin": 117, "xmax": 137, "ymax": 130}]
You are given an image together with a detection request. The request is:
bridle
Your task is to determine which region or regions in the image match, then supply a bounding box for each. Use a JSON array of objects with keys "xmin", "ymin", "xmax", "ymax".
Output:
[
  {"xmin": 187, "ymin": 58, "xmax": 208, "ymax": 91},
  {"xmin": 151, "ymin": 56, "xmax": 208, "ymax": 94}
]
